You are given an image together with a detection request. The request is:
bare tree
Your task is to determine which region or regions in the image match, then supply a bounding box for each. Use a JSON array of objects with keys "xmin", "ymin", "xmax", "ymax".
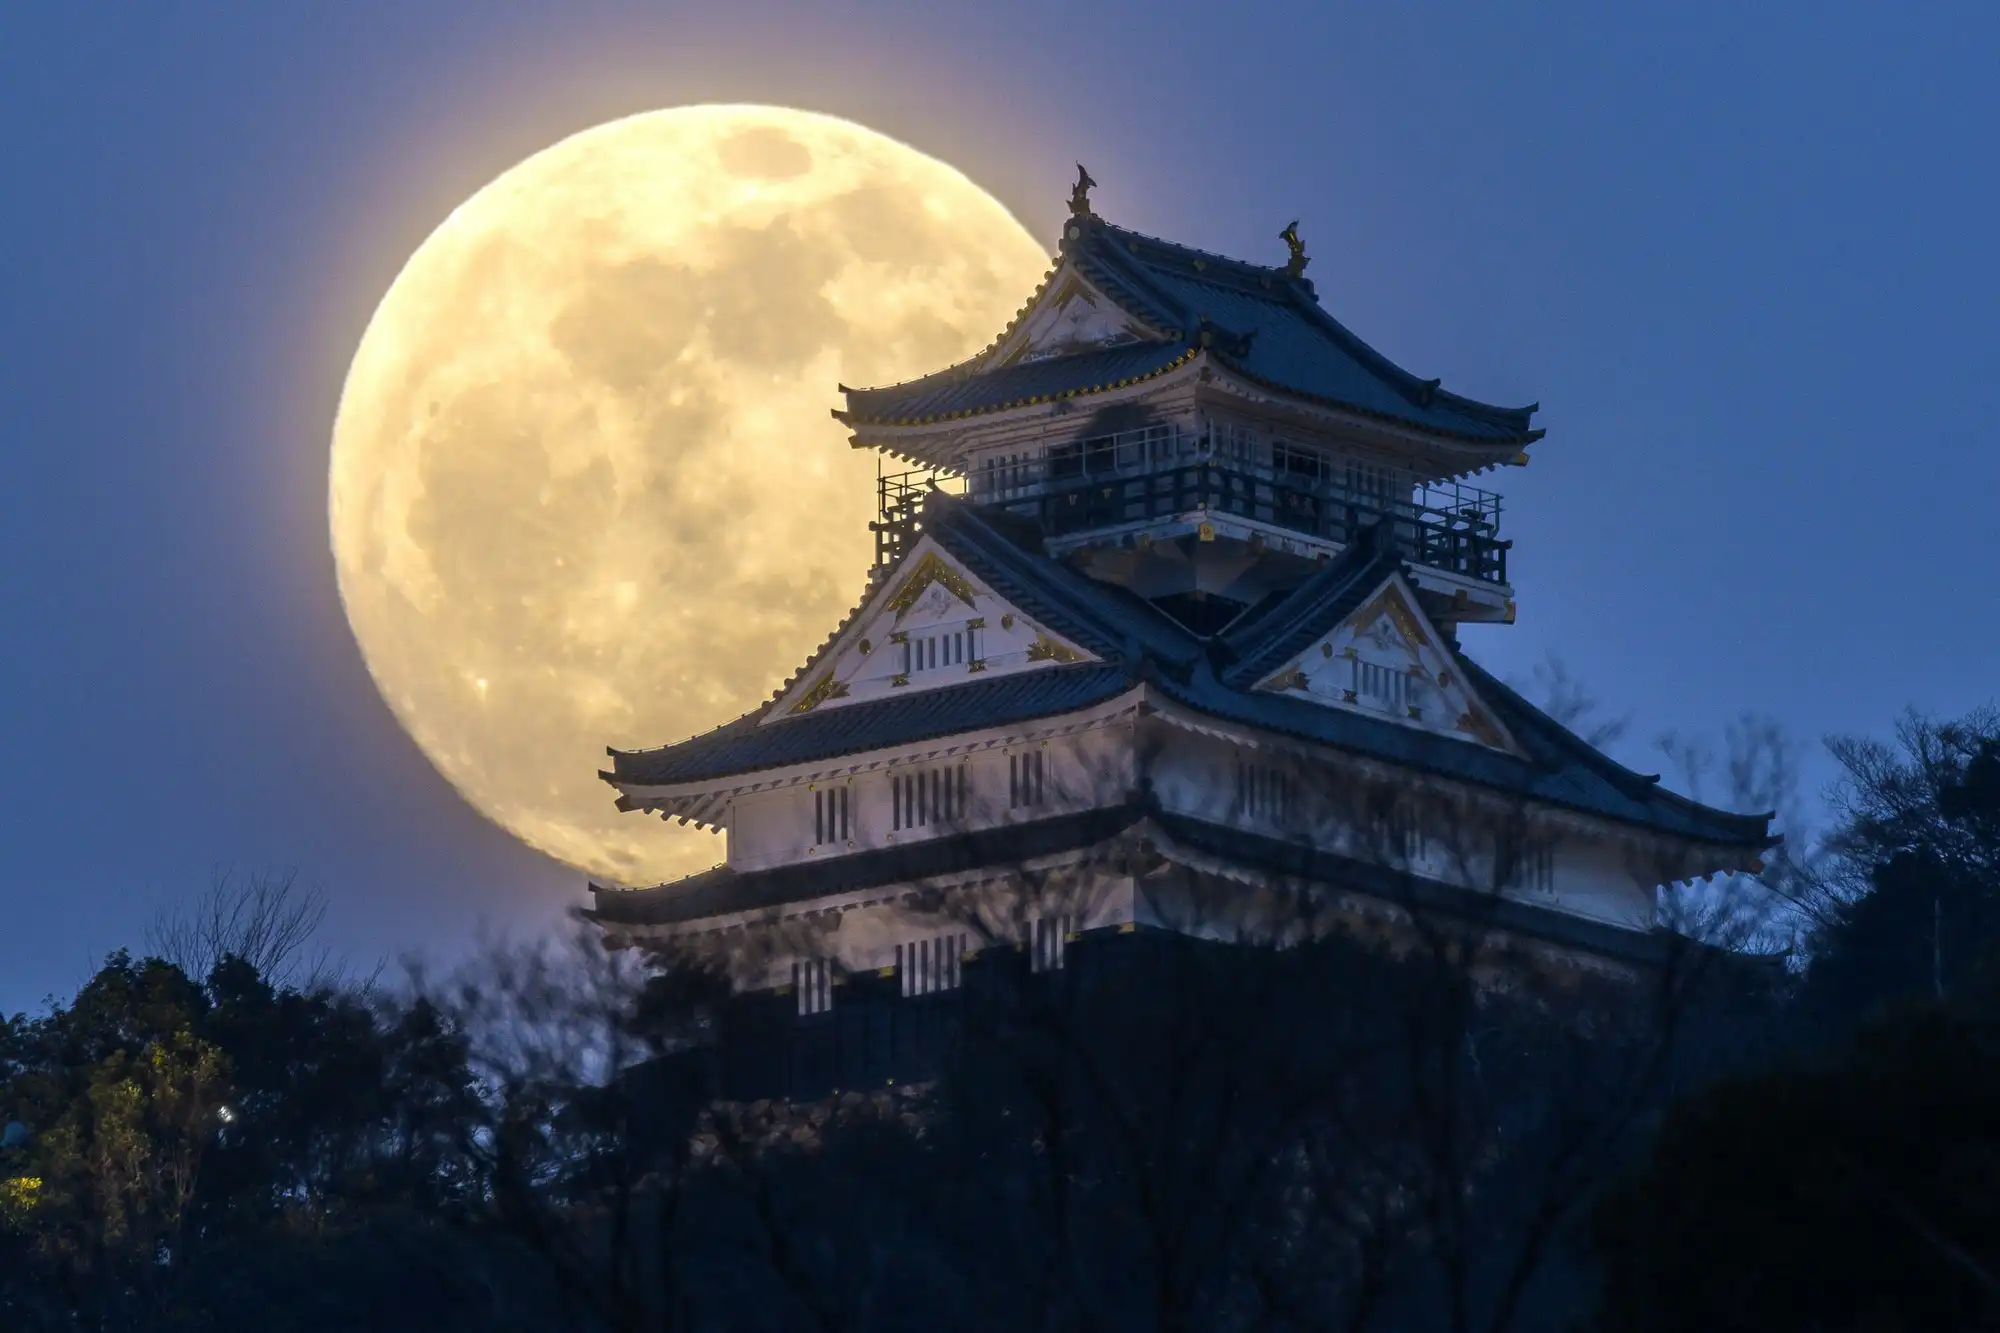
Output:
[
  {"xmin": 145, "ymin": 866, "xmax": 338, "ymax": 990},
  {"xmin": 852, "ymin": 716, "xmax": 1791, "ymax": 1333}
]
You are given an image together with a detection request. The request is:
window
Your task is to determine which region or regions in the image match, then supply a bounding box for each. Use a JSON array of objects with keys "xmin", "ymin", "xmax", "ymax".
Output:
[
  {"xmin": 1353, "ymin": 659, "xmax": 1413, "ymax": 712},
  {"xmin": 1009, "ymin": 749, "xmax": 1047, "ymax": 809},
  {"xmin": 1046, "ymin": 438, "xmax": 1085, "ymax": 479},
  {"xmin": 1501, "ymin": 834, "xmax": 1555, "ymax": 895},
  {"xmin": 892, "ymin": 765, "xmax": 969, "ymax": 831},
  {"xmin": 1211, "ymin": 420, "xmax": 1259, "ymax": 463},
  {"xmin": 1234, "ymin": 756, "xmax": 1294, "ymax": 823},
  {"xmin": 903, "ymin": 627, "xmax": 976, "ymax": 675},
  {"xmin": 793, "ymin": 959, "xmax": 832, "ymax": 1015},
  {"xmin": 1274, "ymin": 440, "xmax": 1327, "ymax": 483},
  {"xmin": 1341, "ymin": 457, "xmax": 1401, "ymax": 509},
  {"xmin": 1364, "ymin": 800, "xmax": 1426, "ymax": 865},
  {"xmin": 813, "ymin": 785, "xmax": 850, "ymax": 846},
  {"xmin": 978, "ymin": 452, "xmax": 1035, "ymax": 500},
  {"xmin": 1030, "ymin": 915, "xmax": 1074, "ymax": 972},
  {"xmin": 898, "ymin": 934, "xmax": 966, "ymax": 996}
]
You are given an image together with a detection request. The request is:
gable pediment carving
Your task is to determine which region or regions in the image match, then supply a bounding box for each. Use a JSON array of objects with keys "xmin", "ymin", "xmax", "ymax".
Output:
[
  {"xmin": 993, "ymin": 268, "xmax": 1155, "ymax": 367},
  {"xmin": 1252, "ymin": 574, "xmax": 1520, "ymax": 754},
  {"xmin": 766, "ymin": 538, "xmax": 1099, "ymax": 722}
]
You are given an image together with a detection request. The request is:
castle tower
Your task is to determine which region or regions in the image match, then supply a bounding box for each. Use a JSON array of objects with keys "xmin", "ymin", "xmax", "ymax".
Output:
[{"xmin": 588, "ymin": 174, "xmax": 1771, "ymax": 1088}]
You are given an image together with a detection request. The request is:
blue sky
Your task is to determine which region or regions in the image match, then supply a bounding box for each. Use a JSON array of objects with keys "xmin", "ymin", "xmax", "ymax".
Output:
[{"xmin": 3, "ymin": 1, "xmax": 1995, "ymax": 1011}]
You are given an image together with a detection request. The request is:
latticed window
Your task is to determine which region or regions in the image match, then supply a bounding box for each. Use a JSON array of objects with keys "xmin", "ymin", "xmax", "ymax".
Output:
[
  {"xmin": 892, "ymin": 765, "xmax": 969, "ymax": 831},
  {"xmin": 1363, "ymin": 799, "xmax": 1426, "ymax": 866},
  {"xmin": 1030, "ymin": 916, "xmax": 1074, "ymax": 972},
  {"xmin": 1501, "ymin": 833, "xmax": 1556, "ymax": 895},
  {"xmin": 1009, "ymin": 749, "xmax": 1047, "ymax": 809},
  {"xmin": 898, "ymin": 934, "xmax": 966, "ymax": 996},
  {"xmin": 1212, "ymin": 419, "xmax": 1259, "ymax": 463},
  {"xmin": 904, "ymin": 627, "xmax": 975, "ymax": 674},
  {"xmin": 1342, "ymin": 457, "xmax": 1402, "ymax": 508},
  {"xmin": 1353, "ymin": 659, "xmax": 1413, "ymax": 712},
  {"xmin": 813, "ymin": 785, "xmax": 850, "ymax": 846},
  {"xmin": 977, "ymin": 451, "xmax": 1035, "ymax": 500},
  {"xmin": 1274, "ymin": 439, "xmax": 1329, "ymax": 482},
  {"xmin": 793, "ymin": 959, "xmax": 832, "ymax": 1016},
  {"xmin": 1234, "ymin": 756, "xmax": 1295, "ymax": 823}
]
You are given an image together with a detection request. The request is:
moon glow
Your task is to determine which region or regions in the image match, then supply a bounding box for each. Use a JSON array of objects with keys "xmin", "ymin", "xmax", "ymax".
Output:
[{"xmin": 331, "ymin": 106, "xmax": 1048, "ymax": 885}]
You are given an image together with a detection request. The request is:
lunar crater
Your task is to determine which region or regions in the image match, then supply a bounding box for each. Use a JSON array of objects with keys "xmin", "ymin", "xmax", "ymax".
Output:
[{"xmin": 331, "ymin": 106, "xmax": 1046, "ymax": 884}]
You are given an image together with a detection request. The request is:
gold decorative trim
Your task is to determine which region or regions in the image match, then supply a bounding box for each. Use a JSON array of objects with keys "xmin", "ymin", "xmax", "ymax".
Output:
[
  {"xmin": 1457, "ymin": 707, "xmax": 1508, "ymax": 749},
  {"xmin": 858, "ymin": 638, "xmax": 873, "ymax": 654},
  {"xmin": 1262, "ymin": 666, "xmax": 1307, "ymax": 692},
  {"xmin": 967, "ymin": 617, "xmax": 986, "ymax": 629},
  {"xmin": 789, "ymin": 671, "xmax": 849, "ymax": 714},
  {"xmin": 968, "ymin": 659, "xmax": 987, "ymax": 673},
  {"xmin": 855, "ymin": 346, "xmax": 1200, "ymax": 427},
  {"xmin": 886, "ymin": 552, "xmax": 978, "ymax": 621},
  {"xmin": 1025, "ymin": 632, "xmax": 1086, "ymax": 664},
  {"xmin": 1001, "ymin": 614, "xmax": 1015, "ymax": 630},
  {"xmin": 890, "ymin": 673, "xmax": 910, "ymax": 688},
  {"xmin": 1379, "ymin": 584, "xmax": 1429, "ymax": 648}
]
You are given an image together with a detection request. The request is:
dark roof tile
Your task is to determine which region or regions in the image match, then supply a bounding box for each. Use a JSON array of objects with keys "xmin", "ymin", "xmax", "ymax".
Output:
[
  {"xmin": 840, "ymin": 216, "xmax": 1540, "ymax": 444},
  {"xmin": 607, "ymin": 498, "xmax": 1769, "ymax": 849}
]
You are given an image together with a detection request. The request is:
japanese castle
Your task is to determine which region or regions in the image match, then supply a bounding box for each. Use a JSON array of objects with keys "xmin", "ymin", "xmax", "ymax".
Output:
[{"xmin": 588, "ymin": 171, "xmax": 1772, "ymax": 1077}]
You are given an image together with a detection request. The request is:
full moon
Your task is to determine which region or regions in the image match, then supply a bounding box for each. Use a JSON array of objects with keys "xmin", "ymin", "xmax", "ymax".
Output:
[{"xmin": 331, "ymin": 105, "xmax": 1048, "ymax": 886}]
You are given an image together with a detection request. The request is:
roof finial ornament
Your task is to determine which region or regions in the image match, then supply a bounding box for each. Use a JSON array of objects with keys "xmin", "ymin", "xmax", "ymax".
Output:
[
  {"xmin": 1070, "ymin": 163, "xmax": 1097, "ymax": 218},
  {"xmin": 1280, "ymin": 220, "xmax": 1309, "ymax": 278}
]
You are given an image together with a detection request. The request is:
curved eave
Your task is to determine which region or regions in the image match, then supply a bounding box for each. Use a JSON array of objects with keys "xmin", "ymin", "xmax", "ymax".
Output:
[
  {"xmin": 605, "ymin": 672, "xmax": 1145, "ymax": 797},
  {"xmin": 1263, "ymin": 288, "xmax": 1541, "ymax": 437},
  {"xmin": 1145, "ymin": 686, "xmax": 1772, "ymax": 859},
  {"xmin": 1204, "ymin": 351, "xmax": 1544, "ymax": 449},
  {"xmin": 1071, "ymin": 215, "xmax": 1540, "ymax": 438},
  {"xmin": 835, "ymin": 345, "xmax": 1200, "ymax": 430},
  {"xmin": 1447, "ymin": 660, "xmax": 1778, "ymax": 849},
  {"xmin": 831, "ymin": 254, "xmax": 1065, "ymax": 417}
]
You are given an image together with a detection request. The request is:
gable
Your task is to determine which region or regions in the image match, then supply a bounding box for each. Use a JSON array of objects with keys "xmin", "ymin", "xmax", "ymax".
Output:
[
  {"xmin": 991, "ymin": 267, "xmax": 1157, "ymax": 368},
  {"xmin": 1250, "ymin": 573, "xmax": 1520, "ymax": 755},
  {"xmin": 766, "ymin": 538, "xmax": 1099, "ymax": 722}
]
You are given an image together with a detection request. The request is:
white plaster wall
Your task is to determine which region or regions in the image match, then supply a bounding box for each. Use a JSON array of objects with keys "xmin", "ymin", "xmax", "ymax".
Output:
[
  {"xmin": 725, "ymin": 724, "xmax": 1137, "ymax": 873},
  {"xmin": 706, "ymin": 872, "xmax": 1142, "ymax": 995}
]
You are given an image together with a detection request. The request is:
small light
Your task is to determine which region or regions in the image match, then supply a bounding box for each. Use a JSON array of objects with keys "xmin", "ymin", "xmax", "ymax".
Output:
[{"xmin": 216, "ymin": 1106, "xmax": 236, "ymax": 1125}]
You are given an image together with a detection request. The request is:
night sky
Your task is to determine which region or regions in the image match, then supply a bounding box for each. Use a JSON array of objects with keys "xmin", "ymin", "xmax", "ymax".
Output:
[{"xmin": 5, "ymin": 2, "xmax": 1996, "ymax": 1013}]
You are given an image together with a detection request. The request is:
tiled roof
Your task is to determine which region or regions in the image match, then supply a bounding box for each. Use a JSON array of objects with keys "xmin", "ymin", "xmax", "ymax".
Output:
[
  {"xmin": 589, "ymin": 804, "xmax": 1148, "ymax": 925},
  {"xmin": 1151, "ymin": 812, "xmax": 1677, "ymax": 966},
  {"xmin": 838, "ymin": 341, "xmax": 1196, "ymax": 427},
  {"xmin": 605, "ymin": 497, "xmax": 1199, "ymax": 789},
  {"xmin": 606, "ymin": 497, "xmax": 1770, "ymax": 850},
  {"xmin": 838, "ymin": 215, "xmax": 1541, "ymax": 445},
  {"xmin": 592, "ymin": 798, "xmax": 1682, "ymax": 965},
  {"xmin": 607, "ymin": 664, "xmax": 1135, "ymax": 788},
  {"xmin": 1216, "ymin": 520, "xmax": 1403, "ymax": 688},
  {"xmin": 1149, "ymin": 667, "xmax": 1770, "ymax": 848}
]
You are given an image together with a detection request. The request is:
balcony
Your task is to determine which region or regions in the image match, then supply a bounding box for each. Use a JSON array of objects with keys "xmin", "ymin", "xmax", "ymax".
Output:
[{"xmin": 876, "ymin": 424, "xmax": 1509, "ymax": 585}]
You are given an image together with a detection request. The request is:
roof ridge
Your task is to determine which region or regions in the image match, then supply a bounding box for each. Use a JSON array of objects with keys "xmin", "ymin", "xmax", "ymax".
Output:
[
  {"xmin": 1451, "ymin": 655, "xmax": 1776, "ymax": 834},
  {"xmin": 1218, "ymin": 525, "xmax": 1403, "ymax": 686},
  {"xmin": 1260, "ymin": 293, "xmax": 1540, "ymax": 426},
  {"xmin": 1090, "ymin": 218, "xmax": 1290, "ymax": 282},
  {"xmin": 839, "ymin": 257, "xmax": 1064, "ymax": 397},
  {"xmin": 927, "ymin": 497, "xmax": 1196, "ymax": 665},
  {"xmin": 836, "ymin": 341, "xmax": 1197, "ymax": 429}
]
